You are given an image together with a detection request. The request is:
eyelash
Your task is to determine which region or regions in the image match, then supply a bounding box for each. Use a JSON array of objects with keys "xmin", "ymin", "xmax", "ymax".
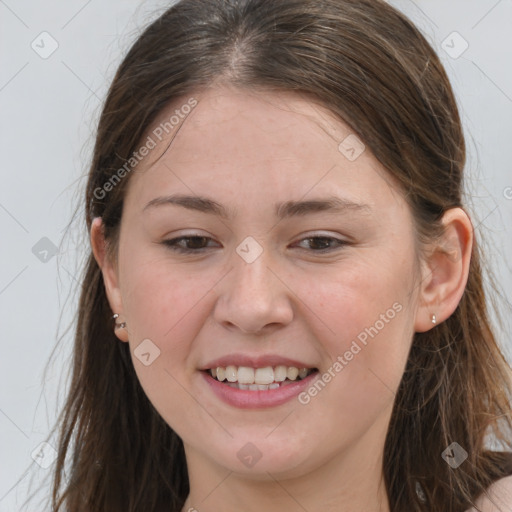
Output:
[{"xmin": 161, "ymin": 235, "xmax": 348, "ymax": 254}]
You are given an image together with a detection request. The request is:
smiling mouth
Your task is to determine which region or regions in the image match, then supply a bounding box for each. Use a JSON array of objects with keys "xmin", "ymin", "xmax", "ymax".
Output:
[{"xmin": 205, "ymin": 365, "xmax": 318, "ymax": 391}]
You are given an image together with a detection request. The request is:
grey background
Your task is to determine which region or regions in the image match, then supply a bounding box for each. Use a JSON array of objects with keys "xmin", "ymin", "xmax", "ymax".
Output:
[{"xmin": 0, "ymin": 1, "xmax": 511, "ymax": 510}]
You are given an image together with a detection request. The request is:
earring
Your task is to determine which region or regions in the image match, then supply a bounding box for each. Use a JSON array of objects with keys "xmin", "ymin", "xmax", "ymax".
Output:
[
  {"xmin": 431, "ymin": 314, "xmax": 437, "ymax": 325},
  {"xmin": 112, "ymin": 313, "xmax": 126, "ymax": 330}
]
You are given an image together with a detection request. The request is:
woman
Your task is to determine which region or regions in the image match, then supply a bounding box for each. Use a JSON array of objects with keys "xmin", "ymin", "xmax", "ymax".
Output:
[{"xmin": 48, "ymin": 0, "xmax": 512, "ymax": 510}]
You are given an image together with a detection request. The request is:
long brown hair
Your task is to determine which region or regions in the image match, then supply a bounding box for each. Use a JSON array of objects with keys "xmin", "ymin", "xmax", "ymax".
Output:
[{"xmin": 44, "ymin": 0, "xmax": 512, "ymax": 510}]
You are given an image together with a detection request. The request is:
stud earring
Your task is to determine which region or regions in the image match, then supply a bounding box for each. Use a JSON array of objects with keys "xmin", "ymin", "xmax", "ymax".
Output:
[
  {"xmin": 431, "ymin": 314, "xmax": 437, "ymax": 325},
  {"xmin": 112, "ymin": 313, "xmax": 126, "ymax": 330}
]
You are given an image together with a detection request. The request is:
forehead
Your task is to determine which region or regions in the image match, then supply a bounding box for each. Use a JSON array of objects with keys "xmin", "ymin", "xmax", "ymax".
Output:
[
  {"xmin": 124, "ymin": 86, "xmax": 403, "ymax": 215},
  {"xmin": 144, "ymin": 87, "xmax": 348, "ymax": 164}
]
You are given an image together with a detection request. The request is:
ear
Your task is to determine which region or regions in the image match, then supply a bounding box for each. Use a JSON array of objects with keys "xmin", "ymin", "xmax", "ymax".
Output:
[
  {"xmin": 90, "ymin": 217, "xmax": 129, "ymax": 342},
  {"xmin": 414, "ymin": 207, "xmax": 473, "ymax": 333}
]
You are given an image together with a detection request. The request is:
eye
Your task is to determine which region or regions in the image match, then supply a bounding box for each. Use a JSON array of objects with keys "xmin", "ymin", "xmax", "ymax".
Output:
[
  {"xmin": 161, "ymin": 234, "xmax": 348, "ymax": 254},
  {"xmin": 162, "ymin": 236, "xmax": 219, "ymax": 253},
  {"xmin": 293, "ymin": 235, "xmax": 348, "ymax": 252}
]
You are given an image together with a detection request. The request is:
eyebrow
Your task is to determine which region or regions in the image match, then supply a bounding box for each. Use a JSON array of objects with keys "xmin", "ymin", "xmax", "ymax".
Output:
[{"xmin": 143, "ymin": 193, "xmax": 371, "ymax": 219}]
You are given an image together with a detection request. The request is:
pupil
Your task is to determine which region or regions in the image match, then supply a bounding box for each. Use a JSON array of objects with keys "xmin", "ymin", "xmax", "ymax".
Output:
[
  {"xmin": 310, "ymin": 237, "xmax": 329, "ymax": 249},
  {"xmin": 189, "ymin": 236, "xmax": 207, "ymax": 248}
]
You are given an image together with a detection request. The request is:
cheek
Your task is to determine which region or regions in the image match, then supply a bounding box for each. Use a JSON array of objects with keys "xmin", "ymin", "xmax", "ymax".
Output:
[
  {"xmin": 118, "ymin": 255, "xmax": 221, "ymax": 430},
  {"xmin": 296, "ymin": 253, "xmax": 415, "ymax": 407},
  {"xmin": 120, "ymin": 247, "xmax": 220, "ymax": 342},
  {"xmin": 117, "ymin": 247, "xmax": 200, "ymax": 380},
  {"xmin": 301, "ymin": 250, "xmax": 413, "ymax": 343}
]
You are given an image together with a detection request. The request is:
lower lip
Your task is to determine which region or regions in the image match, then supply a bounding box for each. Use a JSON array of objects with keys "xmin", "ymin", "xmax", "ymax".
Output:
[{"xmin": 201, "ymin": 371, "xmax": 319, "ymax": 409}]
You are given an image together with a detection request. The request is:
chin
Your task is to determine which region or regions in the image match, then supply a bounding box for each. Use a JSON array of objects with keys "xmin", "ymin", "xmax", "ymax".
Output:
[{"xmin": 202, "ymin": 432, "xmax": 321, "ymax": 479}]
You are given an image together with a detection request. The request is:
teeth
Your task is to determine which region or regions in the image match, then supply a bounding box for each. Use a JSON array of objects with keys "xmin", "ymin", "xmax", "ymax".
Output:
[
  {"xmin": 274, "ymin": 365, "xmax": 287, "ymax": 382},
  {"xmin": 287, "ymin": 367, "xmax": 299, "ymax": 380},
  {"xmin": 216, "ymin": 367, "xmax": 226, "ymax": 382},
  {"xmin": 254, "ymin": 366, "xmax": 274, "ymax": 385},
  {"xmin": 226, "ymin": 365, "xmax": 237, "ymax": 383},
  {"xmin": 237, "ymin": 366, "xmax": 255, "ymax": 384},
  {"xmin": 208, "ymin": 364, "xmax": 314, "ymax": 387},
  {"xmin": 298, "ymin": 368, "xmax": 309, "ymax": 379}
]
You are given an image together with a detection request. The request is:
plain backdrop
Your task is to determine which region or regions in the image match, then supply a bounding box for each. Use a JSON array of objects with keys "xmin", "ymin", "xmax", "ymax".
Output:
[{"xmin": 0, "ymin": 1, "xmax": 511, "ymax": 510}]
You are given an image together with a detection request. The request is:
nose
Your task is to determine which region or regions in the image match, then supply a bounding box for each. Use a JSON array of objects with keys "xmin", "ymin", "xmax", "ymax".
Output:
[{"xmin": 213, "ymin": 249, "xmax": 294, "ymax": 335}]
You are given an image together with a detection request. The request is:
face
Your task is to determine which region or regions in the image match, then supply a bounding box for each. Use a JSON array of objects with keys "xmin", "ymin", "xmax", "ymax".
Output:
[{"xmin": 103, "ymin": 86, "xmax": 424, "ymax": 479}]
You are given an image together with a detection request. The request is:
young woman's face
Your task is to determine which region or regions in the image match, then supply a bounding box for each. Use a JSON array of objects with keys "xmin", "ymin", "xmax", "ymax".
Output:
[{"xmin": 110, "ymin": 87, "xmax": 424, "ymax": 478}]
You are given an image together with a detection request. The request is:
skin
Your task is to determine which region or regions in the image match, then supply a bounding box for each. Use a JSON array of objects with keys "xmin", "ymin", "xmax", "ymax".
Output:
[
  {"xmin": 469, "ymin": 474, "xmax": 512, "ymax": 511},
  {"xmin": 91, "ymin": 85, "xmax": 473, "ymax": 512}
]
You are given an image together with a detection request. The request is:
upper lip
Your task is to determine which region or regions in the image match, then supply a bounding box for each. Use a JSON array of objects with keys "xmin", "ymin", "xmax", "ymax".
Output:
[{"xmin": 201, "ymin": 354, "xmax": 316, "ymax": 370}]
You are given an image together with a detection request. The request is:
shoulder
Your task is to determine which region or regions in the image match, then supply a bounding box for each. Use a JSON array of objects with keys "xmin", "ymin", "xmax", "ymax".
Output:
[{"xmin": 466, "ymin": 474, "xmax": 512, "ymax": 512}]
